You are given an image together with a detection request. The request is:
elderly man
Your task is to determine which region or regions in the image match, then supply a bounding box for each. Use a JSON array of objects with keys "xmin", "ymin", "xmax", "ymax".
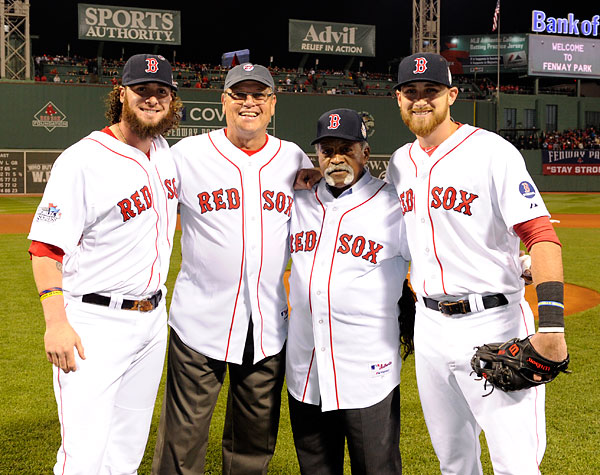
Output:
[
  {"xmin": 286, "ymin": 108, "xmax": 412, "ymax": 475},
  {"xmin": 152, "ymin": 63, "xmax": 315, "ymax": 474},
  {"xmin": 387, "ymin": 52, "xmax": 568, "ymax": 474},
  {"xmin": 28, "ymin": 53, "xmax": 181, "ymax": 474}
]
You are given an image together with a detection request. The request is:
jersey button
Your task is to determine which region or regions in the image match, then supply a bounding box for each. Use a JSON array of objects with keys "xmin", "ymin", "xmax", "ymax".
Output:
[
  {"xmin": 316, "ymin": 290, "xmax": 321, "ymax": 295},
  {"xmin": 421, "ymin": 218, "xmax": 425, "ymax": 223},
  {"xmin": 321, "ymin": 347, "xmax": 326, "ymax": 351},
  {"xmin": 318, "ymin": 319, "xmax": 324, "ymax": 324},
  {"xmin": 425, "ymin": 247, "xmax": 429, "ymax": 253}
]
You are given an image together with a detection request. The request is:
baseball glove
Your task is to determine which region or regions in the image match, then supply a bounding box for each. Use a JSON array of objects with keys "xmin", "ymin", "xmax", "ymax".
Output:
[
  {"xmin": 398, "ymin": 279, "xmax": 416, "ymax": 361},
  {"xmin": 470, "ymin": 336, "xmax": 570, "ymax": 395}
]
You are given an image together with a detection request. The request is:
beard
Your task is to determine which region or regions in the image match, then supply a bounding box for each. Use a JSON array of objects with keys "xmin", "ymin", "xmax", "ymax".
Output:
[
  {"xmin": 122, "ymin": 95, "xmax": 177, "ymax": 139},
  {"xmin": 324, "ymin": 163, "xmax": 355, "ymax": 187},
  {"xmin": 401, "ymin": 100, "xmax": 449, "ymax": 137}
]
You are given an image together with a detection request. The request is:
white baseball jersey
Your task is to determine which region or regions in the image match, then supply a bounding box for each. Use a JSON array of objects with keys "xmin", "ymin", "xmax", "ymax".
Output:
[
  {"xmin": 286, "ymin": 171, "xmax": 410, "ymax": 412},
  {"xmin": 387, "ymin": 124, "xmax": 549, "ymax": 473},
  {"xmin": 168, "ymin": 128, "xmax": 313, "ymax": 364},
  {"xmin": 386, "ymin": 124, "xmax": 549, "ymax": 300},
  {"xmin": 28, "ymin": 129, "xmax": 178, "ymax": 474},
  {"xmin": 28, "ymin": 130, "xmax": 178, "ymax": 298}
]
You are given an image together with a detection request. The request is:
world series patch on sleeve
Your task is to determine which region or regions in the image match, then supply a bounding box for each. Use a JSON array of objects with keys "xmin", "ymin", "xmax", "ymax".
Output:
[{"xmin": 470, "ymin": 336, "xmax": 571, "ymax": 395}]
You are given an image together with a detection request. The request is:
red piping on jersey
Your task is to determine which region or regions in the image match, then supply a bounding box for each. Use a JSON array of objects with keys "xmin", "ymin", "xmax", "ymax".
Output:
[
  {"xmin": 323, "ymin": 182, "xmax": 386, "ymax": 409},
  {"xmin": 57, "ymin": 369, "xmax": 67, "ymax": 474},
  {"xmin": 256, "ymin": 139, "xmax": 283, "ymax": 358},
  {"xmin": 302, "ymin": 348, "xmax": 316, "ymax": 402},
  {"xmin": 519, "ymin": 302, "xmax": 541, "ymax": 471},
  {"xmin": 85, "ymin": 138, "xmax": 160, "ymax": 294},
  {"xmin": 208, "ymin": 132, "xmax": 246, "ymax": 361},
  {"xmin": 154, "ymin": 165, "xmax": 171, "ymax": 293},
  {"xmin": 411, "ymin": 129, "xmax": 481, "ymax": 295},
  {"xmin": 307, "ymin": 191, "xmax": 327, "ymax": 315}
]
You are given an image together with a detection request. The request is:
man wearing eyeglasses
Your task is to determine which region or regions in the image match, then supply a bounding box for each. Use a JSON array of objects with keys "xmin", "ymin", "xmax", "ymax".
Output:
[{"xmin": 152, "ymin": 63, "xmax": 315, "ymax": 474}]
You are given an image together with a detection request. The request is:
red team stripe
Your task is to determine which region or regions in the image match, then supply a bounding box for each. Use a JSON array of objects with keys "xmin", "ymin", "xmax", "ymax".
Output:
[
  {"xmin": 322, "ymin": 183, "xmax": 386, "ymax": 409},
  {"xmin": 415, "ymin": 129, "xmax": 481, "ymax": 295},
  {"xmin": 154, "ymin": 165, "xmax": 171, "ymax": 249},
  {"xmin": 84, "ymin": 138, "xmax": 161, "ymax": 294},
  {"xmin": 208, "ymin": 132, "xmax": 246, "ymax": 360},
  {"xmin": 57, "ymin": 360, "xmax": 67, "ymax": 474},
  {"xmin": 256, "ymin": 140, "xmax": 283, "ymax": 358},
  {"xmin": 302, "ymin": 348, "xmax": 316, "ymax": 402},
  {"xmin": 307, "ymin": 192, "xmax": 327, "ymax": 315}
]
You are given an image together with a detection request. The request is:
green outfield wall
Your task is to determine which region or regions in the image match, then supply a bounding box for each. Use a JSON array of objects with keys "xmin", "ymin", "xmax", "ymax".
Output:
[{"xmin": 1, "ymin": 81, "xmax": 598, "ymax": 193}]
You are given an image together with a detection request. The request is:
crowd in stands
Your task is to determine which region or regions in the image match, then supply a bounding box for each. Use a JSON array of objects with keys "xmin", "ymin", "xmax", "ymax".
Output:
[
  {"xmin": 33, "ymin": 54, "xmax": 398, "ymax": 96},
  {"xmin": 503, "ymin": 127, "xmax": 600, "ymax": 150},
  {"xmin": 33, "ymin": 54, "xmax": 588, "ymax": 100}
]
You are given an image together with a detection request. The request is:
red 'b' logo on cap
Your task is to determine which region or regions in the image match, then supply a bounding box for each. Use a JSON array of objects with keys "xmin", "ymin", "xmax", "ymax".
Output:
[
  {"xmin": 328, "ymin": 114, "xmax": 341, "ymax": 130},
  {"xmin": 413, "ymin": 57, "xmax": 428, "ymax": 74},
  {"xmin": 145, "ymin": 58, "xmax": 159, "ymax": 73}
]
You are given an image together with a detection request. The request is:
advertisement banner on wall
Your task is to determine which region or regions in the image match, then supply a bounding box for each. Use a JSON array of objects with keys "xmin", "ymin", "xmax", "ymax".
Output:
[
  {"xmin": 289, "ymin": 19, "xmax": 376, "ymax": 57},
  {"xmin": 78, "ymin": 4, "xmax": 181, "ymax": 45},
  {"xmin": 440, "ymin": 34, "xmax": 528, "ymax": 74},
  {"xmin": 542, "ymin": 149, "xmax": 600, "ymax": 175}
]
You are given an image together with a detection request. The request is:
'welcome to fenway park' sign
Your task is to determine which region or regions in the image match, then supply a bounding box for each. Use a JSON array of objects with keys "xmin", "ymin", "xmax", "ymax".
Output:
[
  {"xmin": 542, "ymin": 149, "xmax": 600, "ymax": 175},
  {"xmin": 78, "ymin": 4, "xmax": 181, "ymax": 45}
]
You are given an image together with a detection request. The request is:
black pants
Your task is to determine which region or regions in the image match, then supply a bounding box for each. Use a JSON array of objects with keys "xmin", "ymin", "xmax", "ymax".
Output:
[
  {"xmin": 152, "ymin": 323, "xmax": 285, "ymax": 475},
  {"xmin": 288, "ymin": 386, "xmax": 402, "ymax": 475}
]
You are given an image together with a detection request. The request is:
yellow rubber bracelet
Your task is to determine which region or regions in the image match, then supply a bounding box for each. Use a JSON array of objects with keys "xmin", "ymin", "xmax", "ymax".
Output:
[{"xmin": 39, "ymin": 290, "xmax": 63, "ymax": 302}]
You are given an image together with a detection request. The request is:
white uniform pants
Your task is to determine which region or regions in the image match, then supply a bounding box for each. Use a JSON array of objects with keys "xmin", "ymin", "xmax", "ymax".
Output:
[
  {"xmin": 414, "ymin": 294, "xmax": 546, "ymax": 475},
  {"xmin": 52, "ymin": 298, "xmax": 168, "ymax": 475}
]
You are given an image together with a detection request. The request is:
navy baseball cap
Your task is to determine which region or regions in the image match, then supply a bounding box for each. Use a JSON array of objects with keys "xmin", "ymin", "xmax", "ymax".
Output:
[
  {"xmin": 311, "ymin": 108, "xmax": 368, "ymax": 145},
  {"xmin": 224, "ymin": 63, "xmax": 274, "ymax": 90},
  {"xmin": 122, "ymin": 54, "xmax": 177, "ymax": 90},
  {"xmin": 394, "ymin": 52, "xmax": 452, "ymax": 89}
]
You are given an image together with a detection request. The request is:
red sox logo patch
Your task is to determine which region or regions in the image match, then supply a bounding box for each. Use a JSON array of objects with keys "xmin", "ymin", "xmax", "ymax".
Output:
[
  {"xmin": 413, "ymin": 57, "xmax": 428, "ymax": 74},
  {"xmin": 328, "ymin": 114, "xmax": 341, "ymax": 130},
  {"xmin": 243, "ymin": 64, "xmax": 255, "ymax": 71},
  {"xmin": 145, "ymin": 58, "xmax": 159, "ymax": 73}
]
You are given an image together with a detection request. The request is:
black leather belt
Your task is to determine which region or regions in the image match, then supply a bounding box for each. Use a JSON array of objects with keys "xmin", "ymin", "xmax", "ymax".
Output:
[
  {"xmin": 82, "ymin": 290, "xmax": 162, "ymax": 312},
  {"xmin": 423, "ymin": 293, "xmax": 508, "ymax": 315}
]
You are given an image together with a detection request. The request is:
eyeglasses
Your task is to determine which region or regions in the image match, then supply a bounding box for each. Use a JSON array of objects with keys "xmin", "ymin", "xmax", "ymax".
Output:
[{"xmin": 226, "ymin": 91, "xmax": 274, "ymax": 104}]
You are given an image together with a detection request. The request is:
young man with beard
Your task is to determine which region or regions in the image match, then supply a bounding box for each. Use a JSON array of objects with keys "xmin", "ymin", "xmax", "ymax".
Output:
[
  {"xmin": 152, "ymin": 63, "xmax": 315, "ymax": 474},
  {"xmin": 286, "ymin": 108, "xmax": 411, "ymax": 475},
  {"xmin": 386, "ymin": 52, "xmax": 568, "ymax": 474},
  {"xmin": 28, "ymin": 53, "xmax": 182, "ymax": 474}
]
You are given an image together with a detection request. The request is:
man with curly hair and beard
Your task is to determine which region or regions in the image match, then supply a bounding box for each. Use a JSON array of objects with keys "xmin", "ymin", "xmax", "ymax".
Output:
[{"xmin": 28, "ymin": 53, "xmax": 182, "ymax": 475}]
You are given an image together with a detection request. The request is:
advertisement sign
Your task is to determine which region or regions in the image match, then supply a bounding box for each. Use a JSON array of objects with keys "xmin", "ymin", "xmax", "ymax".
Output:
[
  {"xmin": 78, "ymin": 4, "xmax": 181, "ymax": 45},
  {"xmin": 289, "ymin": 19, "xmax": 376, "ymax": 57},
  {"xmin": 528, "ymin": 34, "xmax": 600, "ymax": 79},
  {"xmin": 441, "ymin": 34, "xmax": 528, "ymax": 74},
  {"xmin": 542, "ymin": 149, "xmax": 600, "ymax": 175}
]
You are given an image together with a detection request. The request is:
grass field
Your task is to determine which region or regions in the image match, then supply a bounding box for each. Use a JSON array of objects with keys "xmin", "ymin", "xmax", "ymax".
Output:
[{"xmin": 1, "ymin": 194, "xmax": 599, "ymax": 474}]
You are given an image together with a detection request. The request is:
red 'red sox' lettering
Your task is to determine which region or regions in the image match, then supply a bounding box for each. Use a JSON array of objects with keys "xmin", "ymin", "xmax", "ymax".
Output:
[
  {"xmin": 197, "ymin": 188, "xmax": 240, "ymax": 214},
  {"xmin": 164, "ymin": 178, "xmax": 178, "ymax": 199},
  {"xmin": 117, "ymin": 185, "xmax": 152, "ymax": 222},
  {"xmin": 337, "ymin": 234, "xmax": 383, "ymax": 264},
  {"xmin": 399, "ymin": 188, "xmax": 414, "ymax": 215},
  {"xmin": 263, "ymin": 190, "xmax": 293, "ymax": 217},
  {"xmin": 431, "ymin": 186, "xmax": 479, "ymax": 216},
  {"xmin": 290, "ymin": 230, "xmax": 317, "ymax": 253}
]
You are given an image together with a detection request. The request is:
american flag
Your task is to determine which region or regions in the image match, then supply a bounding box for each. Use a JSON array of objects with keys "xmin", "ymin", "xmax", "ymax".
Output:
[{"xmin": 492, "ymin": 0, "xmax": 500, "ymax": 31}]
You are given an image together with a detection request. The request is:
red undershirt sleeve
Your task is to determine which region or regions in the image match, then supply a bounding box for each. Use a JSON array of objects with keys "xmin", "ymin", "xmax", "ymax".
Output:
[
  {"xmin": 513, "ymin": 216, "xmax": 561, "ymax": 252},
  {"xmin": 28, "ymin": 240, "xmax": 65, "ymax": 263}
]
